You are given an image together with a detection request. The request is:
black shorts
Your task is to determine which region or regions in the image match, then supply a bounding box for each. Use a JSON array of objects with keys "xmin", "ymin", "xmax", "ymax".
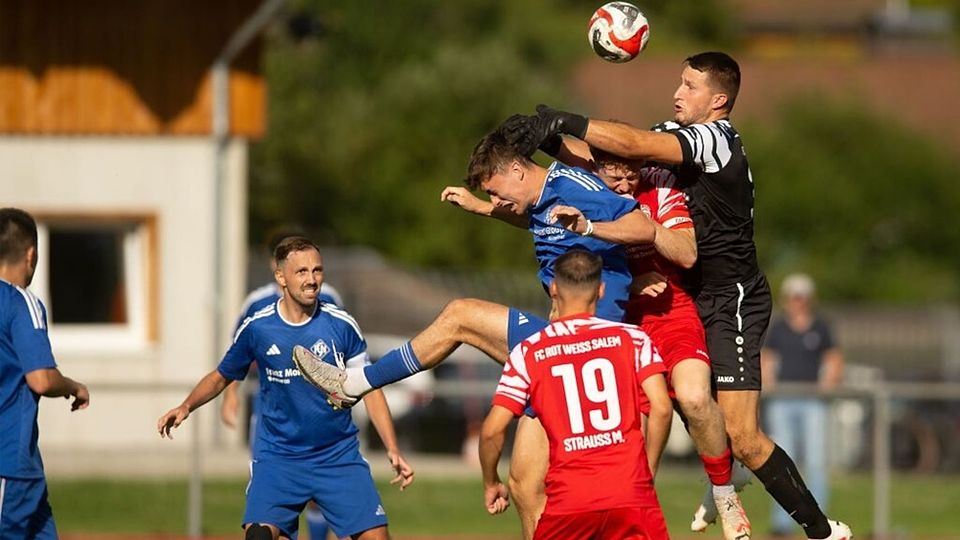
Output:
[{"xmin": 695, "ymin": 273, "xmax": 772, "ymax": 391}]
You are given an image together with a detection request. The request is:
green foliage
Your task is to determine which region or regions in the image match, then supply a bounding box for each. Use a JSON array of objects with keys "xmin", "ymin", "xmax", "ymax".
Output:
[
  {"xmin": 250, "ymin": 1, "xmax": 586, "ymax": 269},
  {"xmin": 746, "ymin": 96, "xmax": 960, "ymax": 302}
]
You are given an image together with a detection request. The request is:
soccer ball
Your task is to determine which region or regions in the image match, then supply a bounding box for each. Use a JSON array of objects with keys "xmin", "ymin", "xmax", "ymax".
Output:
[{"xmin": 588, "ymin": 2, "xmax": 650, "ymax": 63}]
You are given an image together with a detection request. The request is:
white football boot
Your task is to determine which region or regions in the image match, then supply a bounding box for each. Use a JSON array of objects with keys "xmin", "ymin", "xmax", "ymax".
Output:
[{"xmin": 292, "ymin": 345, "xmax": 358, "ymax": 409}]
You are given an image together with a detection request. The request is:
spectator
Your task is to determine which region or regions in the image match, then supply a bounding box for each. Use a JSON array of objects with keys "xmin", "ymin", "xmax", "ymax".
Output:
[{"xmin": 761, "ymin": 273, "xmax": 844, "ymax": 537}]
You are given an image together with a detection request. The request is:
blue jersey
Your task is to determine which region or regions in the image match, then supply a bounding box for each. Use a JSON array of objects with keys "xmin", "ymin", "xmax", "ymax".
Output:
[
  {"xmin": 528, "ymin": 162, "xmax": 638, "ymax": 320},
  {"xmin": 0, "ymin": 280, "xmax": 57, "ymax": 479},
  {"xmin": 219, "ymin": 300, "xmax": 368, "ymax": 462},
  {"xmin": 235, "ymin": 282, "xmax": 343, "ymax": 333}
]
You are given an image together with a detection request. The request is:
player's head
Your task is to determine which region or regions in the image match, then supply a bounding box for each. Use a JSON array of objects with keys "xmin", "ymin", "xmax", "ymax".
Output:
[
  {"xmin": 549, "ymin": 249, "xmax": 605, "ymax": 313},
  {"xmin": 674, "ymin": 51, "xmax": 740, "ymax": 126},
  {"xmin": 466, "ymin": 128, "xmax": 539, "ymax": 216},
  {"xmin": 589, "ymin": 144, "xmax": 643, "ymax": 197},
  {"xmin": 781, "ymin": 272, "xmax": 816, "ymax": 314},
  {"xmin": 273, "ymin": 235, "xmax": 323, "ymax": 309},
  {"xmin": 0, "ymin": 208, "xmax": 39, "ymax": 287}
]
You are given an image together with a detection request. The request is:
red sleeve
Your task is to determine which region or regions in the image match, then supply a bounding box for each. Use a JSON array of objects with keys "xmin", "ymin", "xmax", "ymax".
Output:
[
  {"xmin": 640, "ymin": 166, "xmax": 693, "ymax": 230},
  {"xmin": 492, "ymin": 344, "xmax": 531, "ymax": 417}
]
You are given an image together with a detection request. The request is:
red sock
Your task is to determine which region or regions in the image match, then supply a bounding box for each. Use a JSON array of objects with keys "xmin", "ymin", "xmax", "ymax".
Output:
[{"xmin": 701, "ymin": 447, "xmax": 732, "ymax": 485}]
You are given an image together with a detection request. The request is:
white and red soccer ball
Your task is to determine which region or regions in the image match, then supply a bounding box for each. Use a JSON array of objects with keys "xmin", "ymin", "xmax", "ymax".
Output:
[{"xmin": 588, "ymin": 2, "xmax": 650, "ymax": 63}]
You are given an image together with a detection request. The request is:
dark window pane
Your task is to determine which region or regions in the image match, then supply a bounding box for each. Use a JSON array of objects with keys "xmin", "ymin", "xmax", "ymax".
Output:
[{"xmin": 48, "ymin": 228, "xmax": 127, "ymax": 324}]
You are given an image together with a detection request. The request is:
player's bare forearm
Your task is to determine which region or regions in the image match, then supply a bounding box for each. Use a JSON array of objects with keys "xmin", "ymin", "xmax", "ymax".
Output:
[
  {"xmin": 362, "ymin": 389, "xmax": 400, "ymax": 452},
  {"xmin": 363, "ymin": 389, "xmax": 416, "ymax": 490},
  {"xmin": 584, "ymin": 120, "xmax": 684, "ymax": 165},
  {"xmin": 641, "ymin": 374, "xmax": 672, "ymax": 477},
  {"xmin": 591, "ymin": 209, "xmax": 657, "ymax": 244},
  {"xmin": 653, "ymin": 225, "xmax": 697, "ymax": 269},
  {"xmin": 25, "ymin": 368, "xmax": 80, "ymax": 398},
  {"xmin": 555, "ymin": 137, "xmax": 594, "ymax": 169},
  {"xmin": 479, "ymin": 407, "xmax": 514, "ymax": 486},
  {"xmin": 440, "ymin": 186, "xmax": 528, "ymax": 229},
  {"xmin": 180, "ymin": 370, "xmax": 230, "ymax": 412}
]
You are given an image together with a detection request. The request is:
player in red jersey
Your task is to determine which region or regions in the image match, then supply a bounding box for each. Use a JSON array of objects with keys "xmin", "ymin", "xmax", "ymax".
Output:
[
  {"xmin": 479, "ymin": 249, "xmax": 672, "ymax": 540},
  {"xmin": 547, "ymin": 142, "xmax": 750, "ymax": 540}
]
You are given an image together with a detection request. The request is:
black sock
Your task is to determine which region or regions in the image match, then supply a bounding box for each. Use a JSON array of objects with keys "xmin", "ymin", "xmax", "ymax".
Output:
[{"xmin": 752, "ymin": 445, "xmax": 831, "ymax": 538}]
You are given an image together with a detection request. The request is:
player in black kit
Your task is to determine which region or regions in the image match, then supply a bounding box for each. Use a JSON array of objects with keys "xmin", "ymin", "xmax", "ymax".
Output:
[{"xmin": 511, "ymin": 52, "xmax": 851, "ymax": 540}]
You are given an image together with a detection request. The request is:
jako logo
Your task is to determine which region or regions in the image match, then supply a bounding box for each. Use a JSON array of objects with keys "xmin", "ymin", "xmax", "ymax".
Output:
[{"xmin": 716, "ymin": 376, "xmax": 735, "ymax": 383}]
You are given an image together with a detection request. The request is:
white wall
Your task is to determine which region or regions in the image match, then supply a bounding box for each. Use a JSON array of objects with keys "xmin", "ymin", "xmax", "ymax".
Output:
[{"xmin": 0, "ymin": 137, "xmax": 248, "ymax": 454}]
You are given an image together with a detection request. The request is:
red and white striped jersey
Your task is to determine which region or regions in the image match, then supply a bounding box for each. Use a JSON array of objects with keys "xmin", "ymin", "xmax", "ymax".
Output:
[
  {"xmin": 626, "ymin": 165, "xmax": 697, "ymax": 318},
  {"xmin": 492, "ymin": 313, "xmax": 666, "ymax": 514}
]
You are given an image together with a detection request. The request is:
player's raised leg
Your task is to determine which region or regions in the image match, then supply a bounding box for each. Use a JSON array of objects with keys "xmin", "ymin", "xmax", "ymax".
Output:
[
  {"xmin": 296, "ymin": 299, "xmax": 512, "ymax": 407},
  {"xmin": 508, "ymin": 415, "xmax": 549, "ymax": 540}
]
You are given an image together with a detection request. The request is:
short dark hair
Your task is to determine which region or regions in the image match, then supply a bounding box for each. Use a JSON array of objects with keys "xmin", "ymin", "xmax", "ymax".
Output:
[
  {"xmin": 273, "ymin": 235, "xmax": 321, "ymax": 264},
  {"xmin": 0, "ymin": 208, "xmax": 38, "ymax": 265},
  {"xmin": 553, "ymin": 249, "xmax": 602, "ymax": 291},
  {"xmin": 684, "ymin": 51, "xmax": 740, "ymax": 112},
  {"xmin": 465, "ymin": 128, "xmax": 533, "ymax": 191}
]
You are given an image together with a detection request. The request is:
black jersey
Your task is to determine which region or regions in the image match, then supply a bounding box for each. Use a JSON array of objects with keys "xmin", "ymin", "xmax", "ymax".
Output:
[{"xmin": 671, "ymin": 120, "xmax": 760, "ymax": 289}]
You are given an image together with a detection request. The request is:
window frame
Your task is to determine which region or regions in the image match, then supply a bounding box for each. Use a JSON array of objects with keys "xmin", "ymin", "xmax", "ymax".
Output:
[{"xmin": 31, "ymin": 212, "xmax": 159, "ymax": 350}]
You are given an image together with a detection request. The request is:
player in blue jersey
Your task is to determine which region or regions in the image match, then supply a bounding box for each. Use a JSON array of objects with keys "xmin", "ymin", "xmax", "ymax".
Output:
[
  {"xmin": 443, "ymin": 127, "xmax": 656, "ymax": 321},
  {"xmin": 158, "ymin": 236, "xmax": 413, "ymax": 540},
  {"xmin": 0, "ymin": 208, "xmax": 90, "ymax": 539},
  {"xmin": 220, "ymin": 229, "xmax": 345, "ymax": 540}
]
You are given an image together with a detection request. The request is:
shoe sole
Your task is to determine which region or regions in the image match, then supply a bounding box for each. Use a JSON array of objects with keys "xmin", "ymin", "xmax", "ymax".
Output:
[{"xmin": 292, "ymin": 345, "xmax": 355, "ymax": 409}]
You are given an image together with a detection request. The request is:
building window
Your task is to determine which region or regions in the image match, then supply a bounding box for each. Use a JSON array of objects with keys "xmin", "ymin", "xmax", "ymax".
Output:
[{"xmin": 31, "ymin": 214, "xmax": 158, "ymax": 349}]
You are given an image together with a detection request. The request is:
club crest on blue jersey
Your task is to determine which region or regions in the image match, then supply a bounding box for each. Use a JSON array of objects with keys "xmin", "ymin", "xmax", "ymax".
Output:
[{"xmin": 311, "ymin": 339, "xmax": 330, "ymax": 361}]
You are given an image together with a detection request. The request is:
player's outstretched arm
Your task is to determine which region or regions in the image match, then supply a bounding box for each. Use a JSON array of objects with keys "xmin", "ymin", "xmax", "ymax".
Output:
[
  {"xmin": 550, "ymin": 206, "xmax": 656, "ymax": 245},
  {"xmin": 362, "ymin": 389, "xmax": 415, "ymax": 490},
  {"xmin": 584, "ymin": 119, "xmax": 684, "ymax": 165},
  {"xmin": 478, "ymin": 405, "xmax": 514, "ymax": 515},
  {"xmin": 157, "ymin": 369, "xmax": 230, "ymax": 439},
  {"xmin": 24, "ymin": 368, "xmax": 89, "ymax": 411},
  {"xmin": 440, "ymin": 186, "xmax": 528, "ymax": 229},
  {"xmin": 640, "ymin": 373, "xmax": 673, "ymax": 477}
]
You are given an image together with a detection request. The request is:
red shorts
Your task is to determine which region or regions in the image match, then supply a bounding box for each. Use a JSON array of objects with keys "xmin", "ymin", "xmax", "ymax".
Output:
[
  {"xmin": 633, "ymin": 301, "xmax": 709, "ymax": 415},
  {"xmin": 534, "ymin": 506, "xmax": 669, "ymax": 540}
]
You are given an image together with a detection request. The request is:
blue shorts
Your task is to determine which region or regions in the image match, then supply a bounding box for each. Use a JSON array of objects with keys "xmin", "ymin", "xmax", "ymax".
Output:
[
  {"xmin": 244, "ymin": 449, "xmax": 387, "ymax": 538},
  {"xmin": 507, "ymin": 308, "xmax": 549, "ymax": 350},
  {"xmin": 0, "ymin": 476, "xmax": 58, "ymax": 540},
  {"xmin": 507, "ymin": 309, "xmax": 549, "ymax": 417}
]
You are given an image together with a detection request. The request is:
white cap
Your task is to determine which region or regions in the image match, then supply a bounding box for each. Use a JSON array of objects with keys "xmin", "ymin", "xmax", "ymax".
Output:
[{"xmin": 781, "ymin": 273, "xmax": 815, "ymax": 298}]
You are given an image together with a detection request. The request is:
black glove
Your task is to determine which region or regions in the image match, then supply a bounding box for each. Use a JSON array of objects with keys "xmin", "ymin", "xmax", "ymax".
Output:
[
  {"xmin": 538, "ymin": 133, "xmax": 563, "ymax": 157},
  {"xmin": 497, "ymin": 114, "xmax": 541, "ymax": 157},
  {"xmin": 535, "ymin": 104, "xmax": 589, "ymax": 140}
]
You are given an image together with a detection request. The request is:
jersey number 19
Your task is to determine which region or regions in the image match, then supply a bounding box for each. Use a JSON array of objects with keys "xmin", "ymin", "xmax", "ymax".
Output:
[{"xmin": 551, "ymin": 358, "xmax": 622, "ymax": 434}]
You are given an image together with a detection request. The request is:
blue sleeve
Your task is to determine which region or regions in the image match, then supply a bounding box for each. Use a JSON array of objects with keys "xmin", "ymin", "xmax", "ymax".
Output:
[
  {"xmin": 337, "ymin": 320, "xmax": 366, "ymax": 362},
  {"xmin": 554, "ymin": 173, "xmax": 638, "ymax": 221},
  {"xmin": 10, "ymin": 294, "xmax": 57, "ymax": 373},
  {"xmin": 218, "ymin": 324, "xmax": 255, "ymax": 381}
]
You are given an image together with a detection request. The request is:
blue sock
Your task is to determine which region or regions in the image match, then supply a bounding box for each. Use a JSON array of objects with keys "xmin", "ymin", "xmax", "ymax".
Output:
[
  {"xmin": 305, "ymin": 505, "xmax": 329, "ymax": 540},
  {"xmin": 363, "ymin": 341, "xmax": 422, "ymax": 388}
]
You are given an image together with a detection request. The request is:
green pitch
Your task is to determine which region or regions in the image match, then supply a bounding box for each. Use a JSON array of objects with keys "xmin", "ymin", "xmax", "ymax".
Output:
[{"xmin": 48, "ymin": 470, "xmax": 960, "ymax": 537}]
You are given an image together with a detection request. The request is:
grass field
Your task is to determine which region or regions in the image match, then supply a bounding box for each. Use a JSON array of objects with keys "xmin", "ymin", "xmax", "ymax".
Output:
[{"xmin": 49, "ymin": 469, "xmax": 960, "ymax": 538}]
